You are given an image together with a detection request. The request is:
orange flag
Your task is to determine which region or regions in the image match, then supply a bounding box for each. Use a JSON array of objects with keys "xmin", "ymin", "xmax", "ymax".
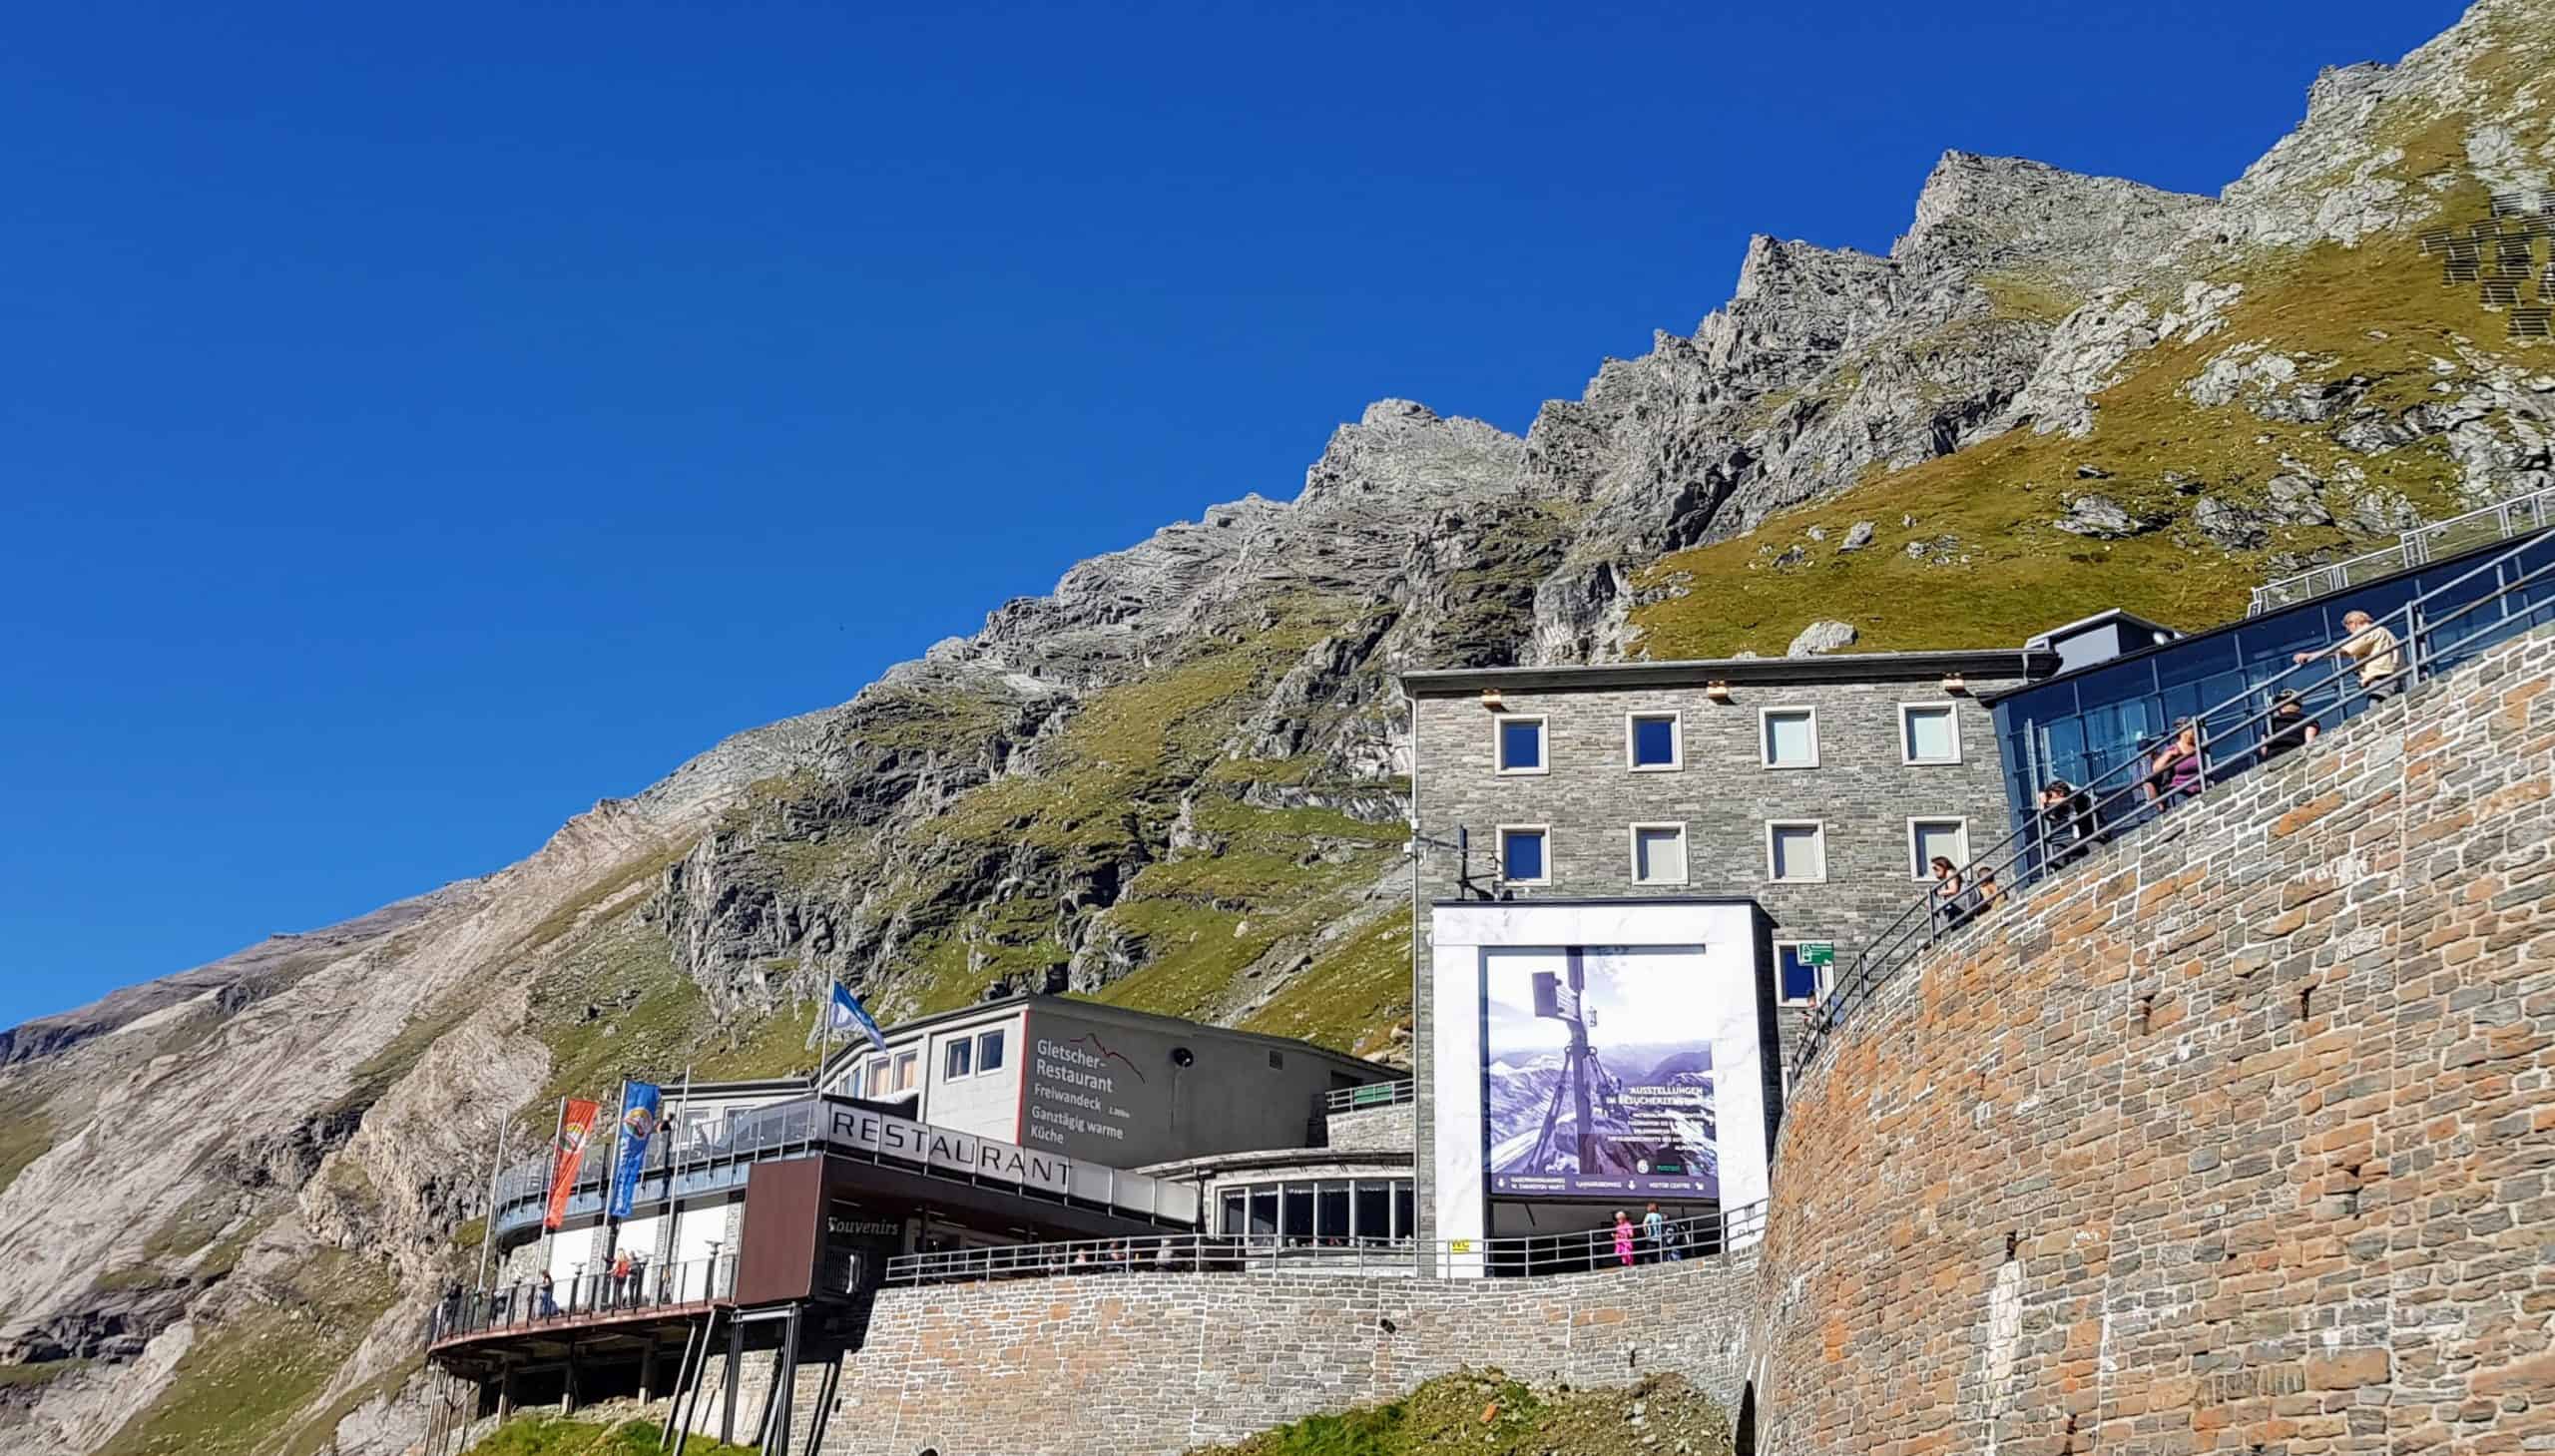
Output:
[{"xmin": 543, "ymin": 1099, "xmax": 602, "ymax": 1231}]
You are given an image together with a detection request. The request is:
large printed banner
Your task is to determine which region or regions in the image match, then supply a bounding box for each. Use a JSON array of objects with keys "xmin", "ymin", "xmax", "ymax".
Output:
[
  {"xmin": 1482, "ymin": 946, "xmax": 1721, "ymax": 1200},
  {"xmin": 543, "ymin": 1099, "xmax": 602, "ymax": 1230},
  {"xmin": 606, "ymin": 1082, "xmax": 663, "ymax": 1220}
]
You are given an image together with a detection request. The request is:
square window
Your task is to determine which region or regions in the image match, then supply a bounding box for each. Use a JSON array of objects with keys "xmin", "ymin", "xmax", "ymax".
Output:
[
  {"xmin": 1767, "ymin": 821, "xmax": 1825, "ymax": 882},
  {"xmin": 1631, "ymin": 823, "xmax": 1687, "ymax": 885},
  {"xmin": 1777, "ymin": 942, "xmax": 1829, "ymax": 1006},
  {"xmin": 1761, "ymin": 708, "xmax": 1819, "ymax": 768},
  {"xmin": 1495, "ymin": 717, "xmax": 1547, "ymax": 774},
  {"xmin": 1499, "ymin": 826, "xmax": 1549, "ymax": 884},
  {"xmin": 1901, "ymin": 704, "xmax": 1962, "ymax": 764},
  {"xmin": 1909, "ymin": 818, "xmax": 1970, "ymax": 879},
  {"xmin": 944, "ymin": 1037, "xmax": 973, "ymax": 1080},
  {"xmin": 1628, "ymin": 713, "xmax": 1681, "ymax": 769},
  {"xmin": 977, "ymin": 1028, "xmax": 1005, "ymax": 1073}
]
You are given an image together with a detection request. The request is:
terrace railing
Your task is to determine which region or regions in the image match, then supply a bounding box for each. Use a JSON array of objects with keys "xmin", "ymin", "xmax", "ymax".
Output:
[
  {"xmin": 882, "ymin": 1202, "xmax": 1766, "ymax": 1286},
  {"xmin": 1801, "ymin": 527, "xmax": 2555, "ymax": 1079},
  {"xmin": 427, "ymin": 1253, "xmax": 737, "ymax": 1347},
  {"xmin": 1320, "ymin": 1079, "xmax": 1416, "ymax": 1117},
  {"xmin": 2249, "ymin": 486, "xmax": 2555, "ymax": 616}
]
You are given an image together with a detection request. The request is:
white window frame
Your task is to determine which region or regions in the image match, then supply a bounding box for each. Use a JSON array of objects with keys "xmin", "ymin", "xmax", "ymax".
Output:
[
  {"xmin": 1774, "ymin": 939, "xmax": 1831, "ymax": 1008},
  {"xmin": 1765, "ymin": 819, "xmax": 1827, "ymax": 883},
  {"xmin": 892, "ymin": 1050, "xmax": 919, "ymax": 1093},
  {"xmin": 863, "ymin": 1058, "xmax": 890, "ymax": 1097},
  {"xmin": 1758, "ymin": 706, "xmax": 1820, "ymax": 769},
  {"xmin": 1627, "ymin": 821, "xmax": 1690, "ymax": 886},
  {"xmin": 1898, "ymin": 702, "xmax": 1964, "ymax": 765},
  {"xmin": 1907, "ymin": 816, "xmax": 1971, "ymax": 880},
  {"xmin": 1493, "ymin": 715, "xmax": 1550, "ymax": 776},
  {"xmin": 976, "ymin": 1027, "xmax": 1006, "ymax": 1074},
  {"xmin": 1624, "ymin": 711, "xmax": 1683, "ymax": 771},
  {"xmin": 943, "ymin": 1036, "xmax": 974, "ymax": 1081},
  {"xmin": 1496, "ymin": 823, "xmax": 1552, "ymax": 886}
]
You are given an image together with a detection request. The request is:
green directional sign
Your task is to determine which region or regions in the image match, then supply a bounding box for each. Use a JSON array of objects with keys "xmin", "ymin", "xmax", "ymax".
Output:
[{"xmin": 1800, "ymin": 942, "xmax": 1834, "ymax": 967}]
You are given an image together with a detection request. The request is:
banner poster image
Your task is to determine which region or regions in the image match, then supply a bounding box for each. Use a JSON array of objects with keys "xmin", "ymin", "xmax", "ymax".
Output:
[
  {"xmin": 1482, "ymin": 946, "xmax": 1719, "ymax": 1199},
  {"xmin": 606, "ymin": 1082, "xmax": 663, "ymax": 1220},
  {"xmin": 544, "ymin": 1099, "xmax": 602, "ymax": 1230}
]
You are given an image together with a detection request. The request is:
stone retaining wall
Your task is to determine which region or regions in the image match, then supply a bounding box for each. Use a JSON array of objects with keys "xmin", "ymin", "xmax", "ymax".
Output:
[{"xmin": 1754, "ymin": 622, "xmax": 2555, "ymax": 1455}]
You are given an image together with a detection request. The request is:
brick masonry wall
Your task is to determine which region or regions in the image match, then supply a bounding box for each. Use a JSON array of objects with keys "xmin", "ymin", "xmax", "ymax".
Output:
[
  {"xmin": 1753, "ymin": 622, "xmax": 2555, "ymax": 1455},
  {"xmin": 1410, "ymin": 672, "xmax": 2024, "ymax": 1239},
  {"xmin": 1324, "ymin": 1097, "xmax": 1415, "ymax": 1153},
  {"xmin": 773, "ymin": 1248, "xmax": 1761, "ymax": 1456}
]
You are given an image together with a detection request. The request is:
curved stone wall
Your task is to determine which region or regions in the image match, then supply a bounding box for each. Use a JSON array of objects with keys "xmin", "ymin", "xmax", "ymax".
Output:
[{"xmin": 1757, "ymin": 623, "xmax": 2555, "ymax": 1454}]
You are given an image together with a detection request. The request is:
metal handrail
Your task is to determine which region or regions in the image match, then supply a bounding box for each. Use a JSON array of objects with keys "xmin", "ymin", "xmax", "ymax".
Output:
[
  {"xmin": 426, "ymin": 1253, "xmax": 738, "ymax": 1346},
  {"xmin": 881, "ymin": 1202, "xmax": 1766, "ymax": 1286},
  {"xmin": 2249, "ymin": 486, "xmax": 2555, "ymax": 615},
  {"xmin": 1798, "ymin": 527, "xmax": 2555, "ymax": 1078},
  {"xmin": 1320, "ymin": 1079, "xmax": 1417, "ymax": 1116}
]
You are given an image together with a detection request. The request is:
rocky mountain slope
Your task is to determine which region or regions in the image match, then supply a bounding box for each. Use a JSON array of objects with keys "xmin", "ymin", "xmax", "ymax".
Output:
[{"xmin": 3, "ymin": 3, "xmax": 2550, "ymax": 1452}]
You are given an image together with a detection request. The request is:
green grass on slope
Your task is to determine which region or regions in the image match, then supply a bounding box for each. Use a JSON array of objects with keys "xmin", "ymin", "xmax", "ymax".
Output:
[
  {"xmin": 1632, "ymin": 193, "xmax": 2545, "ymax": 659},
  {"xmin": 1238, "ymin": 905, "xmax": 1414, "ymax": 1060},
  {"xmin": 462, "ymin": 1415, "xmax": 756, "ymax": 1456},
  {"xmin": 95, "ymin": 1248, "xmax": 395, "ymax": 1456},
  {"xmin": 0, "ymin": 1109, "xmax": 53, "ymax": 1201},
  {"xmin": 1187, "ymin": 1370, "xmax": 1734, "ymax": 1456}
]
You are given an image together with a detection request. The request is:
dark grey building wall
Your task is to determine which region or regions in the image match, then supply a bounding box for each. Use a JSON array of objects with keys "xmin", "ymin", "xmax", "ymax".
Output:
[{"xmin": 1405, "ymin": 668, "xmax": 2029, "ymax": 1240}]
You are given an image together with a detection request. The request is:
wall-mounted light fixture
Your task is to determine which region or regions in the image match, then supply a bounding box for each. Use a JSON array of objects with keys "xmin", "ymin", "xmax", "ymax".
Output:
[
  {"xmin": 1941, "ymin": 673, "xmax": 1969, "ymax": 695},
  {"xmin": 1481, "ymin": 688, "xmax": 1504, "ymax": 712},
  {"xmin": 1705, "ymin": 681, "xmax": 1733, "ymax": 703}
]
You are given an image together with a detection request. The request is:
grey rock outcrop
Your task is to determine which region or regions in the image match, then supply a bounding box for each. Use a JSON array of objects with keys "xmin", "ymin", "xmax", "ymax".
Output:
[{"xmin": 1787, "ymin": 621, "xmax": 1860, "ymax": 657}]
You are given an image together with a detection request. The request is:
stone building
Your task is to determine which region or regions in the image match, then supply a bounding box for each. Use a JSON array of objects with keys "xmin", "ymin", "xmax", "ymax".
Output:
[{"xmin": 1399, "ymin": 647, "xmax": 2056, "ymax": 1243}]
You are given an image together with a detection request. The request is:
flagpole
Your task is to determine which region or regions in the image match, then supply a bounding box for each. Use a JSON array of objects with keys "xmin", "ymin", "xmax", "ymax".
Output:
[
  {"xmin": 813, "ymin": 983, "xmax": 835, "ymax": 1093},
  {"xmin": 473, "ymin": 1113, "xmax": 510, "ymax": 1294},
  {"xmin": 537, "ymin": 1095, "xmax": 566, "ymax": 1280},
  {"xmin": 665, "ymin": 1065, "xmax": 692, "ymax": 1294},
  {"xmin": 600, "ymin": 1079, "xmax": 628, "ymax": 1273}
]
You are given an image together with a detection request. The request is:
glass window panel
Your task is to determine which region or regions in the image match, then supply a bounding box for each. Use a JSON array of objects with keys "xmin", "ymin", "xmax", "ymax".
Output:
[
  {"xmin": 864, "ymin": 1060, "xmax": 888, "ymax": 1097},
  {"xmin": 894, "ymin": 1053, "xmax": 918, "ymax": 1092},
  {"xmin": 1316, "ymin": 1182, "xmax": 1351, "ymax": 1241},
  {"xmin": 944, "ymin": 1038, "xmax": 972, "ymax": 1080},
  {"xmin": 1634, "ymin": 826, "xmax": 1685, "ymax": 883},
  {"xmin": 1353, "ymin": 1182, "xmax": 1390, "ymax": 1242},
  {"xmin": 1764, "ymin": 711, "xmax": 1816, "ymax": 766},
  {"xmin": 1502, "ymin": 829, "xmax": 1546, "ymax": 882},
  {"xmin": 1282, "ymin": 1185, "xmax": 1315, "ymax": 1243},
  {"xmin": 1771, "ymin": 824, "xmax": 1823, "ymax": 880},
  {"xmin": 1779, "ymin": 944, "xmax": 1820, "ymax": 1004},
  {"xmin": 1631, "ymin": 716, "xmax": 1678, "ymax": 766},
  {"xmin": 1904, "ymin": 707, "xmax": 1958, "ymax": 762},
  {"xmin": 1498, "ymin": 720, "xmax": 1543, "ymax": 771},
  {"xmin": 1221, "ymin": 1190, "xmax": 1248, "ymax": 1236},
  {"xmin": 1249, "ymin": 1188, "xmax": 1279, "ymax": 1237},
  {"xmin": 1912, "ymin": 820, "xmax": 1968, "ymax": 874},
  {"xmin": 977, "ymin": 1029, "xmax": 1005, "ymax": 1072},
  {"xmin": 1393, "ymin": 1184, "xmax": 1415, "ymax": 1240}
]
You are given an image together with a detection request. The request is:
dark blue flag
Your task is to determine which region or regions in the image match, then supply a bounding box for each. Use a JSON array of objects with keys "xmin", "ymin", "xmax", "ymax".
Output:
[{"xmin": 606, "ymin": 1081, "xmax": 663, "ymax": 1220}]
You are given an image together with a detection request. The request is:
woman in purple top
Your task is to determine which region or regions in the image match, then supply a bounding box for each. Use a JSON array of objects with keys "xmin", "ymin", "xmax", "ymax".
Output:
[{"xmin": 2147, "ymin": 721, "xmax": 2204, "ymax": 810}]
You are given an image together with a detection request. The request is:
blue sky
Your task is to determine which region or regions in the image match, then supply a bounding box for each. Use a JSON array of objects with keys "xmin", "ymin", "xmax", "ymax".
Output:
[{"xmin": 0, "ymin": 0, "xmax": 2464, "ymax": 1027}]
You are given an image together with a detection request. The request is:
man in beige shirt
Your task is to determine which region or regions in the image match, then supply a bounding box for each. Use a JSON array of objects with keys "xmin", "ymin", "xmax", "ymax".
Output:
[{"xmin": 2296, "ymin": 609, "xmax": 2402, "ymax": 701}]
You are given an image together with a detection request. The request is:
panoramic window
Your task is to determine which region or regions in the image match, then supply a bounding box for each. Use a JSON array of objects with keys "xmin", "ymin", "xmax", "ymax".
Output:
[
  {"xmin": 1901, "ymin": 704, "xmax": 1962, "ymax": 764},
  {"xmin": 1627, "ymin": 712, "xmax": 1681, "ymax": 770},
  {"xmin": 944, "ymin": 1037, "xmax": 973, "ymax": 1080},
  {"xmin": 1909, "ymin": 818, "xmax": 1970, "ymax": 878},
  {"xmin": 1761, "ymin": 707, "xmax": 1818, "ymax": 768},
  {"xmin": 1495, "ymin": 716, "xmax": 1547, "ymax": 774},
  {"xmin": 1776, "ymin": 941, "xmax": 1828, "ymax": 1006},
  {"xmin": 1499, "ymin": 825, "xmax": 1550, "ymax": 885},
  {"xmin": 1220, "ymin": 1178, "xmax": 1416, "ymax": 1244},
  {"xmin": 976, "ymin": 1028, "xmax": 1006, "ymax": 1073},
  {"xmin": 1631, "ymin": 823, "xmax": 1688, "ymax": 885},
  {"xmin": 1767, "ymin": 821, "xmax": 1826, "ymax": 882}
]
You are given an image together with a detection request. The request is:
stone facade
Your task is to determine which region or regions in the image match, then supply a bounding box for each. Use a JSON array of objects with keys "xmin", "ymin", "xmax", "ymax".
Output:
[
  {"xmin": 1323, "ymin": 1094, "xmax": 1415, "ymax": 1154},
  {"xmin": 1405, "ymin": 652, "xmax": 2041, "ymax": 1240},
  {"xmin": 683, "ymin": 1247, "xmax": 1760, "ymax": 1456},
  {"xmin": 1755, "ymin": 621, "xmax": 2555, "ymax": 1455}
]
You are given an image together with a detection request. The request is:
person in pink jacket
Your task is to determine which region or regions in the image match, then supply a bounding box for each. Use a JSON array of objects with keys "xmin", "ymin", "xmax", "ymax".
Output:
[{"xmin": 1612, "ymin": 1211, "xmax": 1636, "ymax": 1267}]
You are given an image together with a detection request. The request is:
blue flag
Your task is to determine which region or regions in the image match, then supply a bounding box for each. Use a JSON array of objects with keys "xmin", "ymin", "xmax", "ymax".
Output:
[
  {"xmin": 606, "ymin": 1081, "xmax": 662, "ymax": 1220},
  {"xmin": 827, "ymin": 982, "xmax": 891, "ymax": 1058}
]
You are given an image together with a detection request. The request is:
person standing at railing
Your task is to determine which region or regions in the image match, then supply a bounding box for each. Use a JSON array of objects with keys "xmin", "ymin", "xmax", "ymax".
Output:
[
  {"xmin": 2257, "ymin": 690, "xmax": 2319, "ymax": 764},
  {"xmin": 2295, "ymin": 609, "xmax": 2402, "ymax": 705},
  {"xmin": 1612, "ymin": 1211, "xmax": 1636, "ymax": 1268},
  {"xmin": 2037, "ymin": 780, "xmax": 2100, "ymax": 871},
  {"xmin": 1928, "ymin": 857, "xmax": 1972, "ymax": 935},
  {"xmin": 2143, "ymin": 722, "xmax": 2203, "ymax": 812},
  {"xmin": 1643, "ymin": 1204, "xmax": 1674, "ymax": 1263},
  {"xmin": 537, "ymin": 1269, "xmax": 558, "ymax": 1319}
]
